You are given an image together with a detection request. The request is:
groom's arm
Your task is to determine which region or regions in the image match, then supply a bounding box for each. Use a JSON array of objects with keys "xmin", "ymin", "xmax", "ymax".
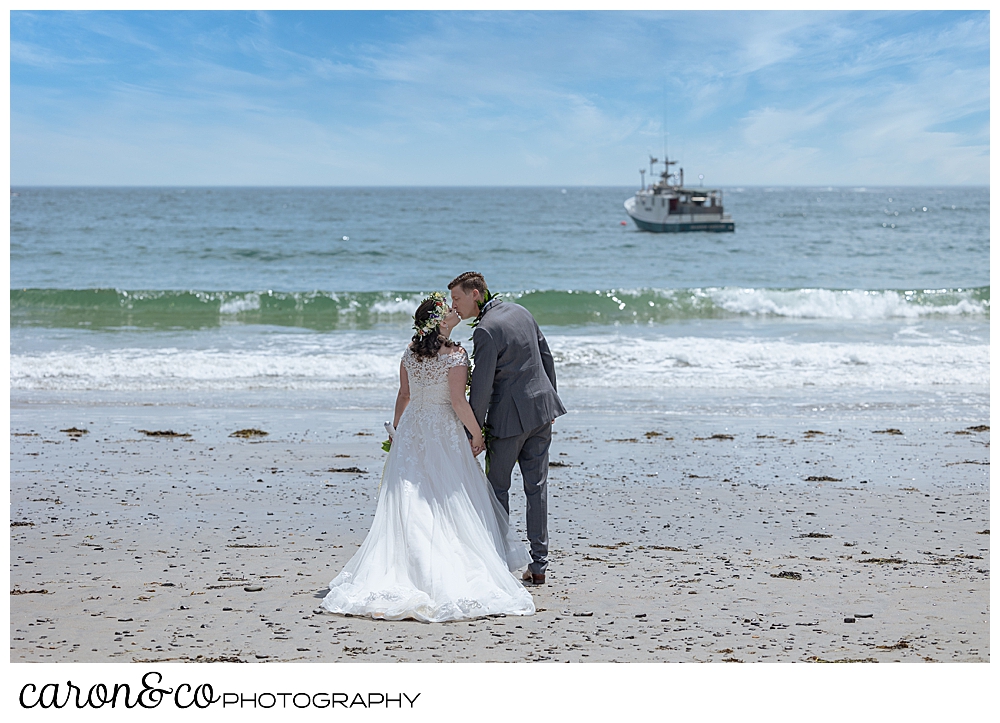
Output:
[
  {"xmin": 469, "ymin": 327, "xmax": 498, "ymax": 429},
  {"xmin": 537, "ymin": 323, "xmax": 557, "ymax": 392}
]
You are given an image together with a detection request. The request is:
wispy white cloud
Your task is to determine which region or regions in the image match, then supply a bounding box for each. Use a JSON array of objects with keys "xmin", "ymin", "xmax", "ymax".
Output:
[
  {"xmin": 10, "ymin": 40, "xmax": 107, "ymax": 68},
  {"xmin": 9, "ymin": 10, "xmax": 989, "ymax": 186},
  {"xmin": 75, "ymin": 12, "xmax": 162, "ymax": 52}
]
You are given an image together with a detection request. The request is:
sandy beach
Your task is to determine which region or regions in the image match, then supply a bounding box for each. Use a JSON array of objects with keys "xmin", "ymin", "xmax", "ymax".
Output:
[{"xmin": 10, "ymin": 401, "xmax": 989, "ymax": 664}]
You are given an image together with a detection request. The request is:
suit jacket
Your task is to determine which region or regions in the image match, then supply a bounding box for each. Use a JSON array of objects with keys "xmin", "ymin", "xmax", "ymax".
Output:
[{"xmin": 469, "ymin": 299, "xmax": 567, "ymax": 439}]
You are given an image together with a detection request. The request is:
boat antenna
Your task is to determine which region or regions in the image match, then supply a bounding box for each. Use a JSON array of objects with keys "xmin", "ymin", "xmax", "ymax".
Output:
[
  {"xmin": 663, "ymin": 92, "xmax": 673, "ymax": 185},
  {"xmin": 663, "ymin": 84, "xmax": 668, "ymax": 169},
  {"xmin": 639, "ymin": 168, "xmax": 646, "ymax": 190}
]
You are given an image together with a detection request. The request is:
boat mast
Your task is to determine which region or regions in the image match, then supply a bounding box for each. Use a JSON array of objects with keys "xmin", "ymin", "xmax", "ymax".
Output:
[{"xmin": 661, "ymin": 156, "xmax": 677, "ymax": 187}]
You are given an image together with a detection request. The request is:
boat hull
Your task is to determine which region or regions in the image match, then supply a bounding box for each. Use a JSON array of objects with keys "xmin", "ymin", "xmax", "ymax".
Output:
[
  {"xmin": 630, "ymin": 216, "xmax": 735, "ymax": 233},
  {"xmin": 623, "ymin": 197, "xmax": 734, "ymax": 233}
]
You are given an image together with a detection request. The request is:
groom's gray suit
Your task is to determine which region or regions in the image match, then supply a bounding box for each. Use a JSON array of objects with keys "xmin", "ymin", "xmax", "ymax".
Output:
[{"xmin": 469, "ymin": 298, "xmax": 566, "ymax": 576}]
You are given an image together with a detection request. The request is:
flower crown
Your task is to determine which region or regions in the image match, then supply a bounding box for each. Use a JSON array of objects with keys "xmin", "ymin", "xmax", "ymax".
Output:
[{"xmin": 413, "ymin": 291, "xmax": 450, "ymax": 338}]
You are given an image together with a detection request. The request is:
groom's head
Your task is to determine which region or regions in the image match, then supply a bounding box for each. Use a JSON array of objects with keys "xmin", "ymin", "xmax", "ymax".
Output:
[{"xmin": 448, "ymin": 272, "xmax": 488, "ymax": 320}]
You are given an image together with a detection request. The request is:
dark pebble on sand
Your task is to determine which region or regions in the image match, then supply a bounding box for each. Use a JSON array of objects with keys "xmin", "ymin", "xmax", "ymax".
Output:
[
  {"xmin": 244, "ymin": 586, "xmax": 263, "ymax": 592},
  {"xmin": 855, "ymin": 613, "xmax": 873, "ymax": 618},
  {"xmin": 844, "ymin": 617, "xmax": 856, "ymax": 623},
  {"xmin": 634, "ymin": 613, "xmax": 646, "ymax": 618},
  {"xmin": 573, "ymin": 612, "xmax": 594, "ymax": 617},
  {"xmin": 223, "ymin": 607, "xmax": 233, "ymax": 611}
]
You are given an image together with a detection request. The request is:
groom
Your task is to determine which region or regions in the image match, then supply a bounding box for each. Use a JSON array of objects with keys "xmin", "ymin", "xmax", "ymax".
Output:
[{"xmin": 449, "ymin": 272, "xmax": 566, "ymax": 584}]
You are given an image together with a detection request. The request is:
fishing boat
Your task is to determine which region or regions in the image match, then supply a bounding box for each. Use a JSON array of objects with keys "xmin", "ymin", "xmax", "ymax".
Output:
[{"xmin": 624, "ymin": 155, "xmax": 734, "ymax": 232}]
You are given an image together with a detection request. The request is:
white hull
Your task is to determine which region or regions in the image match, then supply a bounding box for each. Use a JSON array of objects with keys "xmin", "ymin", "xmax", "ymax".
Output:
[{"xmin": 624, "ymin": 197, "xmax": 734, "ymax": 233}]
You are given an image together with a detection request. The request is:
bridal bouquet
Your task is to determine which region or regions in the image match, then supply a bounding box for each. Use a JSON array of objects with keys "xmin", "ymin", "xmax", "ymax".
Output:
[
  {"xmin": 482, "ymin": 424, "xmax": 494, "ymax": 474},
  {"xmin": 381, "ymin": 421, "xmax": 395, "ymax": 453}
]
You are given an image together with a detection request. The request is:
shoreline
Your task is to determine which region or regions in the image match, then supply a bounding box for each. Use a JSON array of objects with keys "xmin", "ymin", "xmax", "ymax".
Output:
[{"xmin": 11, "ymin": 401, "xmax": 990, "ymax": 663}]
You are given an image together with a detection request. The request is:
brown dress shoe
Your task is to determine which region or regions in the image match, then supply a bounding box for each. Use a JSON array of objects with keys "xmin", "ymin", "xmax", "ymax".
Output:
[{"xmin": 521, "ymin": 570, "xmax": 545, "ymax": 585}]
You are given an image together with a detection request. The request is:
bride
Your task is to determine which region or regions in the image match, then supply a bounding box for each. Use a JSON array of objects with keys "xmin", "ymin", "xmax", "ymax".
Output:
[{"xmin": 320, "ymin": 292, "xmax": 535, "ymax": 622}]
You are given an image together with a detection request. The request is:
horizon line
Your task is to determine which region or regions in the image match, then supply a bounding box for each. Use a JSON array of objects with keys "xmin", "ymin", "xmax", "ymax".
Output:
[{"xmin": 10, "ymin": 183, "xmax": 990, "ymax": 189}]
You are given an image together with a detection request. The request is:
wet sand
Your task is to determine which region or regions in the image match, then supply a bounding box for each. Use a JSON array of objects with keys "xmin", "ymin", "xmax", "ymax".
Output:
[{"xmin": 10, "ymin": 405, "xmax": 989, "ymax": 663}]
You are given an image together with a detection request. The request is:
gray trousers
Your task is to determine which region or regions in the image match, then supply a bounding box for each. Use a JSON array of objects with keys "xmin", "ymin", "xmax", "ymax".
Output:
[{"xmin": 486, "ymin": 421, "xmax": 551, "ymax": 575}]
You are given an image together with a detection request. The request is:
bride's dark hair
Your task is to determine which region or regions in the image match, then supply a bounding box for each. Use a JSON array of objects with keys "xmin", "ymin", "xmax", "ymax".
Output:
[{"xmin": 411, "ymin": 297, "xmax": 460, "ymax": 359}]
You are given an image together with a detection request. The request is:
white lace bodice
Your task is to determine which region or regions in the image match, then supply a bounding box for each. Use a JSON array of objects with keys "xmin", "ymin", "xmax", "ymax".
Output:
[
  {"xmin": 397, "ymin": 345, "xmax": 470, "ymax": 459},
  {"xmin": 403, "ymin": 346, "xmax": 469, "ymax": 407}
]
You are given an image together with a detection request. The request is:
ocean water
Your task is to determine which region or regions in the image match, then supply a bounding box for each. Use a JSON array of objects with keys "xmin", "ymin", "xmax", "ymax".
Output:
[{"xmin": 10, "ymin": 186, "xmax": 989, "ymax": 419}]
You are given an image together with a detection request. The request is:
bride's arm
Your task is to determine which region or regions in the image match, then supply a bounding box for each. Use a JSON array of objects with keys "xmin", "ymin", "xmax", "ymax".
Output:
[
  {"xmin": 448, "ymin": 365, "xmax": 485, "ymax": 454},
  {"xmin": 392, "ymin": 362, "xmax": 410, "ymax": 428}
]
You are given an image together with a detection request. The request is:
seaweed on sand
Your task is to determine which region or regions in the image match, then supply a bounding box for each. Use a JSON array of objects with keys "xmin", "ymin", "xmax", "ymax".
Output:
[
  {"xmin": 230, "ymin": 428, "xmax": 268, "ymax": 438},
  {"xmin": 139, "ymin": 429, "xmax": 192, "ymax": 437}
]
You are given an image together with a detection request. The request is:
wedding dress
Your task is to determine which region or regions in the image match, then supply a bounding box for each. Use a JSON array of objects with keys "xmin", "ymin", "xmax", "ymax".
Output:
[{"xmin": 320, "ymin": 346, "xmax": 534, "ymax": 622}]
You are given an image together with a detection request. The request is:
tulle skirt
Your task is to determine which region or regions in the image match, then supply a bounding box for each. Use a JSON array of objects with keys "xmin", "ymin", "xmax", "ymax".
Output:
[{"xmin": 320, "ymin": 402, "xmax": 534, "ymax": 622}]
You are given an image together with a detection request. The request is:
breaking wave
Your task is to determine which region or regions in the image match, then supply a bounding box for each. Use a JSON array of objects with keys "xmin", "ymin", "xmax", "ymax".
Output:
[{"xmin": 10, "ymin": 286, "xmax": 989, "ymax": 330}]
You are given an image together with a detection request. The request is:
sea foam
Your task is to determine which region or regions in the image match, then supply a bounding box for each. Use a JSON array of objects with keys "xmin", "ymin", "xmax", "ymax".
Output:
[
  {"xmin": 10, "ymin": 333, "xmax": 988, "ymax": 393},
  {"xmin": 707, "ymin": 287, "xmax": 986, "ymax": 319}
]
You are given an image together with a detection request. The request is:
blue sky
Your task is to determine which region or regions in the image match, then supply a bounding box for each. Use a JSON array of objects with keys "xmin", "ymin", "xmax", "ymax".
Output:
[{"xmin": 10, "ymin": 10, "xmax": 989, "ymax": 186}]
